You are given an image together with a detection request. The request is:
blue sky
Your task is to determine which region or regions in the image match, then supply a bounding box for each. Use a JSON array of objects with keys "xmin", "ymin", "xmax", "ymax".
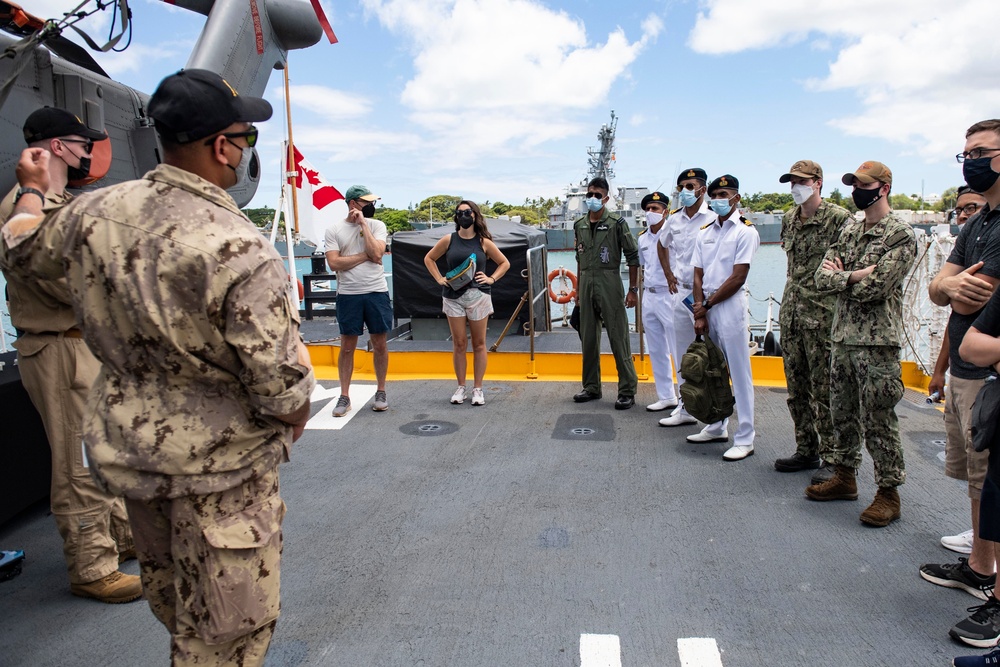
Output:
[{"xmin": 33, "ymin": 0, "xmax": 1000, "ymax": 209}]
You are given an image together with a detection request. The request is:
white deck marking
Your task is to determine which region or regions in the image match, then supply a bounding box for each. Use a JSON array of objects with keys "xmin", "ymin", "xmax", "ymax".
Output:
[
  {"xmin": 580, "ymin": 634, "xmax": 621, "ymax": 667},
  {"xmin": 305, "ymin": 384, "xmax": 377, "ymax": 430},
  {"xmin": 677, "ymin": 637, "xmax": 724, "ymax": 666}
]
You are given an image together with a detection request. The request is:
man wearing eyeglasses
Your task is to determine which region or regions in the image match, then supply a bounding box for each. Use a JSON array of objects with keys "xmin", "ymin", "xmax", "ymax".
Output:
[
  {"xmin": 0, "ymin": 107, "xmax": 142, "ymax": 604},
  {"xmin": 772, "ymin": 160, "xmax": 851, "ymax": 480},
  {"xmin": 811, "ymin": 161, "xmax": 916, "ymax": 526},
  {"xmin": 657, "ymin": 168, "xmax": 727, "ymax": 437},
  {"xmin": 0, "ymin": 70, "xmax": 314, "ymax": 665},
  {"xmin": 572, "ymin": 176, "xmax": 639, "ymax": 409},
  {"xmin": 921, "ymin": 121, "xmax": 1000, "ymax": 647}
]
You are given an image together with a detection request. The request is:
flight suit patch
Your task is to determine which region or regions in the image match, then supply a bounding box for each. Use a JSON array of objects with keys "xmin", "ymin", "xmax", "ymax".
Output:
[{"xmin": 600, "ymin": 246, "xmax": 610, "ymax": 263}]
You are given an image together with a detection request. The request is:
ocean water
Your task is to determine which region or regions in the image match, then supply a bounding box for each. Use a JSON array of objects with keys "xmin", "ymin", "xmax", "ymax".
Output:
[{"xmin": 0, "ymin": 245, "xmax": 788, "ymax": 351}]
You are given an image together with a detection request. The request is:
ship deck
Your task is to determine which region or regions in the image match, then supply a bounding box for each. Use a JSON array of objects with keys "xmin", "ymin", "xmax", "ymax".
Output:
[{"xmin": 0, "ymin": 323, "xmax": 981, "ymax": 667}]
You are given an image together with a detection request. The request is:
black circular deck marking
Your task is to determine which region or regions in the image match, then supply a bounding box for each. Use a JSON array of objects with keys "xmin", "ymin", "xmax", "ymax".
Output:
[{"xmin": 399, "ymin": 420, "xmax": 459, "ymax": 437}]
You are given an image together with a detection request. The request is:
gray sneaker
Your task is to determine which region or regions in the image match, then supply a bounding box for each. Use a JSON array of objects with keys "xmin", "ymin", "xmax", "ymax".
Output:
[
  {"xmin": 372, "ymin": 390, "xmax": 388, "ymax": 412},
  {"xmin": 332, "ymin": 395, "xmax": 351, "ymax": 417}
]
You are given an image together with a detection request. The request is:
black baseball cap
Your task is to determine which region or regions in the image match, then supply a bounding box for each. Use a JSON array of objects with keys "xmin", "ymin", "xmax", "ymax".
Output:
[
  {"xmin": 23, "ymin": 107, "xmax": 107, "ymax": 144},
  {"xmin": 148, "ymin": 69, "xmax": 272, "ymax": 144}
]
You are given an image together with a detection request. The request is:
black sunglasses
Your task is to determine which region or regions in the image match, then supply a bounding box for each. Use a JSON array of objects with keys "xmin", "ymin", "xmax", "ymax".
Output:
[
  {"xmin": 60, "ymin": 138, "xmax": 94, "ymax": 153},
  {"xmin": 456, "ymin": 209, "xmax": 474, "ymax": 218},
  {"xmin": 204, "ymin": 126, "xmax": 259, "ymax": 148},
  {"xmin": 585, "ymin": 192, "xmax": 605, "ymax": 199}
]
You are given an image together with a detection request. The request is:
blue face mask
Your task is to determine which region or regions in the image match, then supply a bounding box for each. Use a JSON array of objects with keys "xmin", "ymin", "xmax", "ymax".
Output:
[
  {"xmin": 709, "ymin": 197, "xmax": 732, "ymax": 217},
  {"xmin": 679, "ymin": 188, "xmax": 698, "ymax": 208},
  {"xmin": 585, "ymin": 196, "xmax": 605, "ymax": 213}
]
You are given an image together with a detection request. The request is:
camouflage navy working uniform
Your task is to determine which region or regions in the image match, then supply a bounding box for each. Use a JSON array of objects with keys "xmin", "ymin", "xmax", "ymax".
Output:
[
  {"xmin": 814, "ymin": 211, "xmax": 917, "ymax": 488},
  {"xmin": 779, "ymin": 200, "xmax": 851, "ymax": 460},
  {"xmin": 1, "ymin": 163, "xmax": 314, "ymax": 665},
  {"xmin": 574, "ymin": 207, "xmax": 640, "ymax": 398}
]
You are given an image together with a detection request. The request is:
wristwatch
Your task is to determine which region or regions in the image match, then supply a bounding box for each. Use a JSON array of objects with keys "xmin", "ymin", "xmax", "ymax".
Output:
[
  {"xmin": 704, "ymin": 300, "xmax": 713, "ymax": 310},
  {"xmin": 628, "ymin": 286, "xmax": 638, "ymax": 294},
  {"xmin": 13, "ymin": 186, "xmax": 44, "ymax": 205}
]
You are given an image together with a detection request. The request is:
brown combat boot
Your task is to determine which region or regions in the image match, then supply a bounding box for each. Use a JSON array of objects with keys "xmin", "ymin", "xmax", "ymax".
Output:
[
  {"xmin": 804, "ymin": 464, "xmax": 858, "ymax": 501},
  {"xmin": 70, "ymin": 571, "xmax": 143, "ymax": 604},
  {"xmin": 860, "ymin": 487, "xmax": 901, "ymax": 527}
]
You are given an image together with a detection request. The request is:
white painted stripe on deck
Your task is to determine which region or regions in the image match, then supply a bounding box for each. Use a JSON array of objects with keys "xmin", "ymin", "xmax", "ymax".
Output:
[
  {"xmin": 677, "ymin": 637, "xmax": 724, "ymax": 667},
  {"xmin": 305, "ymin": 384, "xmax": 377, "ymax": 430},
  {"xmin": 580, "ymin": 634, "xmax": 621, "ymax": 667}
]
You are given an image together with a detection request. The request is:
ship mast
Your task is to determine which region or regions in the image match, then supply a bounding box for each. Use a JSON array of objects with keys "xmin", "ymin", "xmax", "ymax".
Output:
[{"xmin": 586, "ymin": 111, "xmax": 617, "ymax": 183}]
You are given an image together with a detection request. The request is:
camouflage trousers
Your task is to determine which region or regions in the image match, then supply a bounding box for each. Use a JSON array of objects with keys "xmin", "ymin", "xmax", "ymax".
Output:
[
  {"xmin": 17, "ymin": 334, "xmax": 133, "ymax": 585},
  {"xmin": 125, "ymin": 467, "xmax": 285, "ymax": 667},
  {"xmin": 781, "ymin": 324, "xmax": 835, "ymax": 460},
  {"xmin": 827, "ymin": 343, "xmax": 906, "ymax": 487}
]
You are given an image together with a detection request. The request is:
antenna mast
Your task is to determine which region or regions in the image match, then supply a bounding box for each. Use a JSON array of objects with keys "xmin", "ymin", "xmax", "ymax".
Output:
[{"xmin": 586, "ymin": 110, "xmax": 617, "ymax": 182}]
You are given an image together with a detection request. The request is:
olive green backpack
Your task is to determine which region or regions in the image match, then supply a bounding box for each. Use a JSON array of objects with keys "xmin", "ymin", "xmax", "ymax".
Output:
[{"xmin": 679, "ymin": 335, "xmax": 735, "ymax": 424}]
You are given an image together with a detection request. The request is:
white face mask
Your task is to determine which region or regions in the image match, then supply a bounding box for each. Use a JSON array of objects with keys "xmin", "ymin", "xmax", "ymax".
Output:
[
  {"xmin": 790, "ymin": 183, "xmax": 814, "ymax": 206},
  {"xmin": 644, "ymin": 210, "xmax": 664, "ymax": 226}
]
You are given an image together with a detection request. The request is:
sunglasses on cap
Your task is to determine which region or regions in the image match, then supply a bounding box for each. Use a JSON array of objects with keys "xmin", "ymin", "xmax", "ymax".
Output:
[{"xmin": 59, "ymin": 138, "xmax": 94, "ymax": 153}]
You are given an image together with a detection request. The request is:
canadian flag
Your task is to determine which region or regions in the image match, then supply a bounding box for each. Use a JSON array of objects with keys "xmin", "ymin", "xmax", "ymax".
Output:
[{"xmin": 287, "ymin": 145, "xmax": 348, "ymax": 248}]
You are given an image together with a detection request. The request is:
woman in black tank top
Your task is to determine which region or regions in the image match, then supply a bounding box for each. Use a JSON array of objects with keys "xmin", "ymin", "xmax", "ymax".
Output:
[{"xmin": 423, "ymin": 201, "xmax": 510, "ymax": 405}]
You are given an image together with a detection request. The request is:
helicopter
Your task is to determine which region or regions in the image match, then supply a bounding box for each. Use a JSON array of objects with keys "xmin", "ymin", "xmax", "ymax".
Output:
[{"xmin": 0, "ymin": 0, "xmax": 332, "ymax": 206}]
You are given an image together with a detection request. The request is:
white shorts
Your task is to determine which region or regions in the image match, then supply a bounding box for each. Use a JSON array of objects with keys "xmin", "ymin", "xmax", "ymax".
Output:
[{"xmin": 443, "ymin": 288, "xmax": 494, "ymax": 321}]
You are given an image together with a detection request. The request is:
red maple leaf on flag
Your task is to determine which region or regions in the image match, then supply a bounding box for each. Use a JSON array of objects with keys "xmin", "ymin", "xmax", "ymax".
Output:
[{"xmin": 288, "ymin": 146, "xmax": 344, "ymax": 210}]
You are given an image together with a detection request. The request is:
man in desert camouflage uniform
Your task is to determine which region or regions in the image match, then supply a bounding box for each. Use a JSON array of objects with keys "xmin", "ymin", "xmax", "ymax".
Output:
[
  {"xmin": 1, "ymin": 70, "xmax": 314, "ymax": 665},
  {"xmin": 0, "ymin": 107, "xmax": 140, "ymax": 603},
  {"xmin": 809, "ymin": 161, "xmax": 917, "ymax": 527},
  {"xmin": 773, "ymin": 160, "xmax": 851, "ymax": 482}
]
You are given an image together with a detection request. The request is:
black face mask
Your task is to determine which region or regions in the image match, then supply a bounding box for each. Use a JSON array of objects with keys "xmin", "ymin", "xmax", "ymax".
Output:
[
  {"xmin": 457, "ymin": 210, "xmax": 475, "ymax": 229},
  {"xmin": 361, "ymin": 202, "xmax": 376, "ymax": 218},
  {"xmin": 65, "ymin": 155, "xmax": 91, "ymax": 181},
  {"xmin": 852, "ymin": 184, "xmax": 884, "ymax": 210},
  {"xmin": 964, "ymin": 157, "xmax": 1000, "ymax": 194}
]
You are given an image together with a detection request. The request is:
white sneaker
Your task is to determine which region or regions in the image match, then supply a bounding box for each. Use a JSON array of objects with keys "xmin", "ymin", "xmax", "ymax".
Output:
[
  {"xmin": 659, "ymin": 413, "xmax": 698, "ymax": 427},
  {"xmin": 723, "ymin": 444, "xmax": 754, "ymax": 461},
  {"xmin": 471, "ymin": 388, "xmax": 485, "ymax": 406},
  {"xmin": 941, "ymin": 529, "xmax": 974, "ymax": 555},
  {"xmin": 450, "ymin": 386, "xmax": 467, "ymax": 404},
  {"xmin": 686, "ymin": 430, "xmax": 729, "ymax": 443},
  {"xmin": 646, "ymin": 399, "xmax": 678, "ymax": 412}
]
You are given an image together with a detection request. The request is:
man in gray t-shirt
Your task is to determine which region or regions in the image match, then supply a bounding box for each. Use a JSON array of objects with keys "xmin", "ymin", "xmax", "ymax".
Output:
[{"xmin": 324, "ymin": 185, "xmax": 391, "ymax": 416}]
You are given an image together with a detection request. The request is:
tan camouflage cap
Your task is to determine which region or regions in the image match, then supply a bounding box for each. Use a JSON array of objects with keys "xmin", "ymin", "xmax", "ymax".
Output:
[
  {"xmin": 779, "ymin": 160, "xmax": 823, "ymax": 183},
  {"xmin": 842, "ymin": 161, "xmax": 892, "ymax": 186}
]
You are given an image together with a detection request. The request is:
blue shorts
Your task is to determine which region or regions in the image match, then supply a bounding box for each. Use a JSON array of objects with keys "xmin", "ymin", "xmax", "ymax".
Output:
[{"xmin": 337, "ymin": 292, "xmax": 393, "ymax": 336}]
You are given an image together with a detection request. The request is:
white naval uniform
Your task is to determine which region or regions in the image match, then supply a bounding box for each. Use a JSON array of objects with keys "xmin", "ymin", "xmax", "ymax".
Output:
[
  {"xmin": 692, "ymin": 213, "xmax": 760, "ymax": 448},
  {"xmin": 638, "ymin": 222, "xmax": 677, "ymax": 404},
  {"xmin": 659, "ymin": 201, "xmax": 717, "ymax": 420}
]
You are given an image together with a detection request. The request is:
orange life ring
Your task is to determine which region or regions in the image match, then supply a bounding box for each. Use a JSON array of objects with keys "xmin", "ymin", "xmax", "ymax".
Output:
[{"xmin": 548, "ymin": 268, "xmax": 577, "ymax": 304}]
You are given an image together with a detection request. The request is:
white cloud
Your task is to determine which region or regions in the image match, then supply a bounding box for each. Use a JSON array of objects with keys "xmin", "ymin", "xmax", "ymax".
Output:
[
  {"xmin": 270, "ymin": 84, "xmax": 373, "ymax": 120},
  {"xmin": 361, "ymin": 0, "xmax": 663, "ymax": 164},
  {"xmin": 687, "ymin": 0, "xmax": 1000, "ymax": 161}
]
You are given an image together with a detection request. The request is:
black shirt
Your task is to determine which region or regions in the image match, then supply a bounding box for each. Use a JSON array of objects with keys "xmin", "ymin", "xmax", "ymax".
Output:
[{"xmin": 947, "ymin": 205, "xmax": 1000, "ymax": 379}]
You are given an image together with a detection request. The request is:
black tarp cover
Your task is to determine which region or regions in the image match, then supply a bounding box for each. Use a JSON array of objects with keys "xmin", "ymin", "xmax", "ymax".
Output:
[{"xmin": 391, "ymin": 219, "xmax": 547, "ymax": 326}]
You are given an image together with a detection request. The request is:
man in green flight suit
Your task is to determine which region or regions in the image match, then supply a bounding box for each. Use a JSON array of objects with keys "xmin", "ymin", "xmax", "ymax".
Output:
[{"xmin": 573, "ymin": 176, "xmax": 640, "ymax": 409}]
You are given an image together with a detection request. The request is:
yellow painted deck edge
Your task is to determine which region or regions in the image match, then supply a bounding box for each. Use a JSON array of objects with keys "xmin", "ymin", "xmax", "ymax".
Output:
[{"xmin": 307, "ymin": 344, "xmax": 930, "ymax": 392}]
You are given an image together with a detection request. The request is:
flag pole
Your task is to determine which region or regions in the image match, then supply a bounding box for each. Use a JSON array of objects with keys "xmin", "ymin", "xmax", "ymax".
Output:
[{"xmin": 284, "ymin": 61, "xmax": 301, "ymax": 236}]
